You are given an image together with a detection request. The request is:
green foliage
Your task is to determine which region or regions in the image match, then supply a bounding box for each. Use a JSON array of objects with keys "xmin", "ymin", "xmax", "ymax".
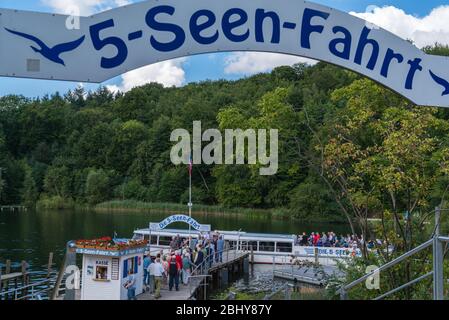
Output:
[
  {"xmin": 37, "ymin": 195, "xmax": 76, "ymax": 210},
  {"xmin": 85, "ymin": 169, "xmax": 112, "ymax": 205},
  {"xmin": 289, "ymin": 177, "xmax": 343, "ymax": 222},
  {"xmin": 21, "ymin": 163, "xmax": 38, "ymax": 208},
  {"xmin": 0, "ymin": 45, "xmax": 447, "ymax": 230}
]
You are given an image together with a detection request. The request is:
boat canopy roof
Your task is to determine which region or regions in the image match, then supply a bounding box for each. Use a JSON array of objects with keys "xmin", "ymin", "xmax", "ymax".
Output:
[{"xmin": 134, "ymin": 228, "xmax": 296, "ymax": 242}]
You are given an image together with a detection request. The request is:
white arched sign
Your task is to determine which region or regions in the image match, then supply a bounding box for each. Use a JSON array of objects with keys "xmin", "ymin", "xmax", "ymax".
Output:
[
  {"xmin": 1, "ymin": 0, "xmax": 449, "ymax": 107},
  {"xmin": 150, "ymin": 214, "xmax": 211, "ymax": 232}
]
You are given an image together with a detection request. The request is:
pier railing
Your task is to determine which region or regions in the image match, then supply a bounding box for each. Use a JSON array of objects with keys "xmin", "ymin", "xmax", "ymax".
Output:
[
  {"xmin": 188, "ymin": 246, "xmax": 248, "ymax": 299},
  {"xmin": 340, "ymin": 207, "xmax": 447, "ymax": 300},
  {"xmin": 0, "ymin": 278, "xmax": 55, "ymax": 300}
]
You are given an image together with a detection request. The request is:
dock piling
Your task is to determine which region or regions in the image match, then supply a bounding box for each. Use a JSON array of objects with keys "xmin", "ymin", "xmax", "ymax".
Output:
[
  {"xmin": 243, "ymin": 257, "xmax": 250, "ymax": 284},
  {"xmin": 47, "ymin": 252, "xmax": 54, "ymax": 277},
  {"xmin": 220, "ymin": 268, "xmax": 229, "ymax": 289},
  {"xmin": 6, "ymin": 260, "xmax": 11, "ymax": 274},
  {"xmin": 0, "ymin": 265, "xmax": 3, "ymax": 298},
  {"xmin": 250, "ymin": 248, "xmax": 255, "ymax": 275},
  {"xmin": 21, "ymin": 261, "xmax": 29, "ymax": 298}
]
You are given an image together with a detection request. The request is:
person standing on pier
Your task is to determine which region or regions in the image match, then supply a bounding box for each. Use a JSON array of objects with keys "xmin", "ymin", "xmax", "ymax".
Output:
[
  {"xmin": 153, "ymin": 258, "xmax": 165, "ymax": 299},
  {"xmin": 124, "ymin": 274, "xmax": 137, "ymax": 300},
  {"xmin": 194, "ymin": 244, "xmax": 204, "ymax": 273},
  {"xmin": 182, "ymin": 253, "xmax": 191, "ymax": 285},
  {"xmin": 216, "ymin": 235, "xmax": 224, "ymax": 263},
  {"xmin": 168, "ymin": 254, "xmax": 181, "ymax": 291},
  {"xmin": 206, "ymin": 241, "xmax": 215, "ymax": 268},
  {"xmin": 143, "ymin": 253, "xmax": 151, "ymax": 291}
]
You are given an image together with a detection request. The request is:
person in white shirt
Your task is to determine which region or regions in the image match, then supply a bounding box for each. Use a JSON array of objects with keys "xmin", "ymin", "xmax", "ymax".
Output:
[
  {"xmin": 152, "ymin": 258, "xmax": 166, "ymax": 299},
  {"xmin": 148, "ymin": 258, "xmax": 156, "ymax": 294}
]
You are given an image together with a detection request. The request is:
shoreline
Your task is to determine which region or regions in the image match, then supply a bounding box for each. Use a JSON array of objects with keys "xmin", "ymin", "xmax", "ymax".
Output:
[{"xmin": 93, "ymin": 200, "xmax": 347, "ymax": 224}]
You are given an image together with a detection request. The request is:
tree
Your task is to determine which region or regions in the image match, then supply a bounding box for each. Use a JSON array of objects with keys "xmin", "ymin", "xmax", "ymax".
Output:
[
  {"xmin": 85, "ymin": 169, "xmax": 111, "ymax": 205},
  {"xmin": 43, "ymin": 165, "xmax": 73, "ymax": 199},
  {"xmin": 21, "ymin": 164, "xmax": 38, "ymax": 208}
]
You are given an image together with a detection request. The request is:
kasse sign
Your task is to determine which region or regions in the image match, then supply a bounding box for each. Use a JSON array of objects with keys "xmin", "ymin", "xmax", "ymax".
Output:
[{"xmin": 1, "ymin": 0, "xmax": 449, "ymax": 107}]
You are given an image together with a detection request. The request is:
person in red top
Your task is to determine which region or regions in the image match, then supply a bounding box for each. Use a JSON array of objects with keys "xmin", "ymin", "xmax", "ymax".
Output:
[
  {"xmin": 313, "ymin": 233, "xmax": 320, "ymax": 246},
  {"xmin": 175, "ymin": 250, "xmax": 183, "ymax": 270},
  {"xmin": 168, "ymin": 254, "xmax": 182, "ymax": 291}
]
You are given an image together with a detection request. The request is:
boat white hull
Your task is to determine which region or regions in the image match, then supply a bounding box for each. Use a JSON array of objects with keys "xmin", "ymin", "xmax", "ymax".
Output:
[{"xmin": 147, "ymin": 245, "xmax": 354, "ymax": 266}]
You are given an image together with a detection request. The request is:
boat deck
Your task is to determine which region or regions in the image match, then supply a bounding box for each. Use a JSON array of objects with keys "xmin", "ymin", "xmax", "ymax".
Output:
[
  {"xmin": 138, "ymin": 251, "xmax": 249, "ymax": 300},
  {"xmin": 137, "ymin": 277, "xmax": 203, "ymax": 300}
]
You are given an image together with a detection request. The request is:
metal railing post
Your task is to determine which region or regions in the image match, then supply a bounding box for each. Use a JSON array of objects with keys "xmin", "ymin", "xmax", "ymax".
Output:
[
  {"xmin": 433, "ymin": 206, "xmax": 444, "ymax": 300},
  {"xmin": 340, "ymin": 287, "xmax": 347, "ymax": 300},
  {"xmin": 0, "ymin": 265, "xmax": 2, "ymax": 300}
]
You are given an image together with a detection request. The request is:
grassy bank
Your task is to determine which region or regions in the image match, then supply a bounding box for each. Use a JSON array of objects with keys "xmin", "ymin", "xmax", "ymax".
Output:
[
  {"xmin": 34, "ymin": 198, "xmax": 346, "ymax": 223},
  {"xmin": 94, "ymin": 200, "xmax": 346, "ymax": 223},
  {"xmin": 95, "ymin": 200, "xmax": 277, "ymax": 218}
]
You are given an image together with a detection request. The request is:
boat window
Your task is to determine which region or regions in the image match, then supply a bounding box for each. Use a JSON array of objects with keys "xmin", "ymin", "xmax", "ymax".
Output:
[
  {"xmin": 276, "ymin": 242, "xmax": 293, "ymax": 253},
  {"xmin": 227, "ymin": 241, "xmax": 237, "ymax": 250},
  {"xmin": 150, "ymin": 235, "xmax": 158, "ymax": 245},
  {"xmin": 259, "ymin": 241, "xmax": 275, "ymax": 252},
  {"xmin": 158, "ymin": 236, "xmax": 172, "ymax": 246},
  {"xmin": 244, "ymin": 241, "xmax": 258, "ymax": 251}
]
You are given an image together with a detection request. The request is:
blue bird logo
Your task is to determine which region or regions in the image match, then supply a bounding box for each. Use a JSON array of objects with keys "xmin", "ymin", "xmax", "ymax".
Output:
[
  {"xmin": 4, "ymin": 28, "xmax": 85, "ymax": 66},
  {"xmin": 429, "ymin": 70, "xmax": 449, "ymax": 96}
]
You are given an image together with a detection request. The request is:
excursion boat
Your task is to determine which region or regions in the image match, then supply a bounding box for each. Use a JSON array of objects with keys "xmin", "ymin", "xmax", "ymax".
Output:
[{"xmin": 132, "ymin": 227, "xmax": 362, "ymax": 265}]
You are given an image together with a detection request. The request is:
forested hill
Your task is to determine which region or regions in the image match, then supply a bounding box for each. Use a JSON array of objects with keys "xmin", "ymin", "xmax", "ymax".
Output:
[{"xmin": 1, "ymin": 44, "xmax": 449, "ymax": 222}]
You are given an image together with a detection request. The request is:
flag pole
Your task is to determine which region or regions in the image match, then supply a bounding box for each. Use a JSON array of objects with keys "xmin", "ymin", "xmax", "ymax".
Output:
[{"xmin": 188, "ymin": 155, "xmax": 193, "ymax": 239}]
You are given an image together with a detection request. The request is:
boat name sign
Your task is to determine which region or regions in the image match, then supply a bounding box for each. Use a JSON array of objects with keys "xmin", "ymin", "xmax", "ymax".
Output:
[{"xmin": 150, "ymin": 214, "xmax": 211, "ymax": 232}]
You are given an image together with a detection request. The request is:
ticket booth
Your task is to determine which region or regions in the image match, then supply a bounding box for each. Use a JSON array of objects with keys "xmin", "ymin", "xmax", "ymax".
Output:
[{"xmin": 75, "ymin": 238, "xmax": 147, "ymax": 300}]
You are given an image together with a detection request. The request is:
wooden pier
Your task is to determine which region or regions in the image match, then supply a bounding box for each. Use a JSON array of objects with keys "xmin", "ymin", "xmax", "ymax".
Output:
[
  {"xmin": 1, "ymin": 253, "xmax": 55, "ymax": 300},
  {"xmin": 138, "ymin": 250, "xmax": 250, "ymax": 301},
  {"xmin": 0, "ymin": 260, "xmax": 30, "ymax": 300}
]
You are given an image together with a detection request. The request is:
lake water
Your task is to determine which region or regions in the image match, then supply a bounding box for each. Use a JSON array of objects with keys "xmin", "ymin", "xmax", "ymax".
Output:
[{"xmin": 0, "ymin": 209, "xmax": 350, "ymax": 292}]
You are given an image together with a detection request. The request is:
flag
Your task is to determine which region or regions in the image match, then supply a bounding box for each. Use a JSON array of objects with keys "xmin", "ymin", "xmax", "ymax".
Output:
[{"xmin": 188, "ymin": 154, "xmax": 193, "ymax": 177}]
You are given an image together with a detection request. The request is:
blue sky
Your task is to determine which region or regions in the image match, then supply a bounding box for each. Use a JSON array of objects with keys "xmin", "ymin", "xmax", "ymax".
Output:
[{"xmin": 0, "ymin": 0, "xmax": 448, "ymax": 98}]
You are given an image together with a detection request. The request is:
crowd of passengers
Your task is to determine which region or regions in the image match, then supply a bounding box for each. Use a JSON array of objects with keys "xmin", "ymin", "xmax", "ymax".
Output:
[{"xmin": 295, "ymin": 232, "xmax": 380, "ymax": 249}]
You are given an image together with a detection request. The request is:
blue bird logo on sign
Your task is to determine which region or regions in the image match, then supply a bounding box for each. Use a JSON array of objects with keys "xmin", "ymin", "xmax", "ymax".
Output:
[
  {"xmin": 429, "ymin": 70, "xmax": 449, "ymax": 96},
  {"xmin": 4, "ymin": 28, "xmax": 85, "ymax": 66}
]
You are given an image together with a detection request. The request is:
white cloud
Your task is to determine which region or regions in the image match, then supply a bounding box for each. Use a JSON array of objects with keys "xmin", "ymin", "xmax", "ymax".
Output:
[
  {"xmin": 224, "ymin": 52, "xmax": 316, "ymax": 75},
  {"xmin": 41, "ymin": 0, "xmax": 131, "ymax": 16},
  {"xmin": 351, "ymin": 5, "xmax": 449, "ymax": 48},
  {"xmin": 224, "ymin": 6, "xmax": 449, "ymax": 76},
  {"xmin": 107, "ymin": 59, "xmax": 186, "ymax": 93}
]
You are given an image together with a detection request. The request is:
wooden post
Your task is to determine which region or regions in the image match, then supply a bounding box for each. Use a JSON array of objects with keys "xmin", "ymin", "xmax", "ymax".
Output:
[
  {"xmin": 0, "ymin": 265, "xmax": 3, "ymax": 300},
  {"xmin": 47, "ymin": 252, "xmax": 54, "ymax": 278},
  {"xmin": 250, "ymin": 248, "xmax": 254, "ymax": 276},
  {"xmin": 5, "ymin": 260, "xmax": 11, "ymax": 274},
  {"xmin": 21, "ymin": 261, "xmax": 28, "ymax": 299},
  {"xmin": 4, "ymin": 260, "xmax": 11, "ymax": 299}
]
